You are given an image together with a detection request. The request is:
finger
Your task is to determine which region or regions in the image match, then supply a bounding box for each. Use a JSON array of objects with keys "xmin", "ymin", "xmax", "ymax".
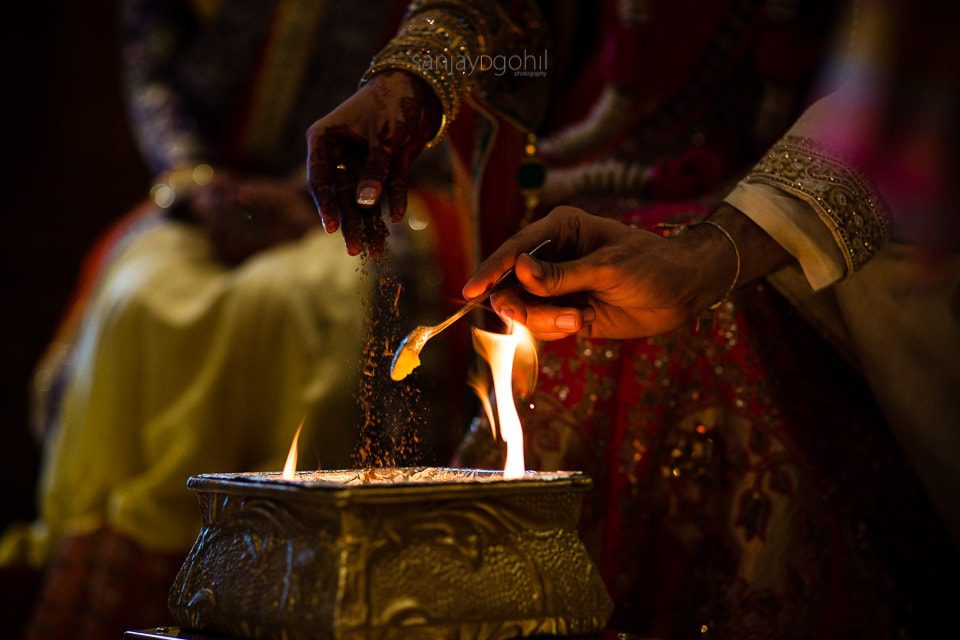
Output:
[
  {"xmin": 356, "ymin": 146, "xmax": 391, "ymax": 207},
  {"xmin": 462, "ymin": 207, "xmax": 578, "ymax": 299},
  {"xmin": 490, "ymin": 289, "xmax": 592, "ymax": 335},
  {"xmin": 313, "ymin": 187, "xmax": 339, "ymax": 233},
  {"xmin": 334, "ymin": 169, "xmax": 363, "ymax": 256},
  {"xmin": 491, "ymin": 290, "xmax": 593, "ymax": 336},
  {"xmin": 307, "ymin": 135, "xmax": 340, "ymax": 233},
  {"xmin": 387, "ymin": 176, "xmax": 407, "ymax": 223},
  {"xmin": 489, "ymin": 289, "xmax": 528, "ymax": 325},
  {"xmin": 462, "ymin": 235, "xmax": 548, "ymax": 300},
  {"xmin": 514, "ymin": 253, "xmax": 601, "ymax": 298},
  {"xmin": 523, "ymin": 304, "xmax": 586, "ymax": 335},
  {"xmin": 533, "ymin": 331, "xmax": 578, "ymax": 342},
  {"xmin": 362, "ymin": 213, "xmax": 389, "ymax": 258}
]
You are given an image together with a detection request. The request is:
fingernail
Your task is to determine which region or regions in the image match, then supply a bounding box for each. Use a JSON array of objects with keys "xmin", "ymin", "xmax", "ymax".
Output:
[
  {"xmin": 525, "ymin": 255, "xmax": 544, "ymax": 279},
  {"xmin": 556, "ymin": 313, "xmax": 577, "ymax": 330},
  {"xmin": 357, "ymin": 187, "xmax": 377, "ymax": 206}
]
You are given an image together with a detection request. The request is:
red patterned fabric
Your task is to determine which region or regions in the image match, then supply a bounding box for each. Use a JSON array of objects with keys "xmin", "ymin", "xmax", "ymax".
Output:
[
  {"xmin": 455, "ymin": 203, "xmax": 958, "ymax": 638},
  {"xmin": 20, "ymin": 527, "xmax": 182, "ymax": 640}
]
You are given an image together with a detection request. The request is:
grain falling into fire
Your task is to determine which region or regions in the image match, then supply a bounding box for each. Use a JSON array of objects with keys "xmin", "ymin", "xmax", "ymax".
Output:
[
  {"xmin": 470, "ymin": 322, "xmax": 538, "ymax": 479},
  {"xmin": 282, "ymin": 419, "xmax": 304, "ymax": 480}
]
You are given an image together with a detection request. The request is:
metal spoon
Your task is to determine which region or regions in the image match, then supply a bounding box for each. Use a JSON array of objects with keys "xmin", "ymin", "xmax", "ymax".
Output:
[{"xmin": 389, "ymin": 239, "xmax": 551, "ymax": 381}]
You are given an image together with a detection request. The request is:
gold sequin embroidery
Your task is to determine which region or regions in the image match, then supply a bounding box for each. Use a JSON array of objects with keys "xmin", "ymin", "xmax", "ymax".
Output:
[{"xmin": 744, "ymin": 134, "xmax": 891, "ymax": 274}]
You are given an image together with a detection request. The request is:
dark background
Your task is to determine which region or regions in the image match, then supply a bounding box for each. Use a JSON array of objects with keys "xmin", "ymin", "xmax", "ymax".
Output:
[{"xmin": 1, "ymin": 2, "xmax": 148, "ymax": 528}]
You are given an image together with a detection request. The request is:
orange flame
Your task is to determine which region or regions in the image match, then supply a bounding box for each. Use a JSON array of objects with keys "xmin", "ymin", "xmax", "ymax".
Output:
[
  {"xmin": 282, "ymin": 419, "xmax": 304, "ymax": 480},
  {"xmin": 513, "ymin": 328, "xmax": 539, "ymax": 400},
  {"xmin": 467, "ymin": 371, "xmax": 497, "ymax": 439},
  {"xmin": 471, "ymin": 322, "xmax": 537, "ymax": 479}
]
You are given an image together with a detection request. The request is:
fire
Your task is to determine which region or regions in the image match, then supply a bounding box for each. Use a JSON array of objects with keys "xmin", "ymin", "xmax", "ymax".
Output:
[
  {"xmin": 282, "ymin": 419, "xmax": 304, "ymax": 480},
  {"xmin": 467, "ymin": 372, "xmax": 497, "ymax": 439},
  {"xmin": 470, "ymin": 321, "xmax": 538, "ymax": 479}
]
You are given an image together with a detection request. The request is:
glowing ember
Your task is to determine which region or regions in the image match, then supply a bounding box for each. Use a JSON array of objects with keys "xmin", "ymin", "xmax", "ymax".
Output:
[
  {"xmin": 471, "ymin": 322, "xmax": 537, "ymax": 479},
  {"xmin": 282, "ymin": 420, "xmax": 304, "ymax": 480},
  {"xmin": 206, "ymin": 467, "xmax": 582, "ymax": 486}
]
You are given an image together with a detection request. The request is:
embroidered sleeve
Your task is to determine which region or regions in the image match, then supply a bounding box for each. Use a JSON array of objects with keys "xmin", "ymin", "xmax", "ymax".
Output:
[
  {"xmin": 360, "ymin": 0, "xmax": 549, "ymax": 146},
  {"xmin": 742, "ymin": 135, "xmax": 892, "ymax": 275},
  {"xmin": 121, "ymin": 0, "xmax": 210, "ymax": 174}
]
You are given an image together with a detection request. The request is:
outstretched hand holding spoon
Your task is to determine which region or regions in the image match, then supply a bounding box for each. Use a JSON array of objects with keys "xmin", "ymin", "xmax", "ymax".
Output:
[
  {"xmin": 389, "ymin": 240, "xmax": 551, "ymax": 381},
  {"xmin": 390, "ymin": 202, "xmax": 791, "ymax": 379},
  {"xmin": 461, "ymin": 204, "xmax": 792, "ymax": 341}
]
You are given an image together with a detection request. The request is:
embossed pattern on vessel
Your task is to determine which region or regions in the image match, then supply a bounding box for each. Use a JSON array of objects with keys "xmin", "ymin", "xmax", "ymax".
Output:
[{"xmin": 169, "ymin": 468, "xmax": 613, "ymax": 639}]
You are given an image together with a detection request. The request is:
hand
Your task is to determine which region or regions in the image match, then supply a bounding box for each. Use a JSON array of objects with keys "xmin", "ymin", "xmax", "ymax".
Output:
[
  {"xmin": 305, "ymin": 71, "xmax": 441, "ymax": 256},
  {"xmin": 462, "ymin": 205, "xmax": 787, "ymax": 341},
  {"xmin": 189, "ymin": 174, "xmax": 319, "ymax": 264}
]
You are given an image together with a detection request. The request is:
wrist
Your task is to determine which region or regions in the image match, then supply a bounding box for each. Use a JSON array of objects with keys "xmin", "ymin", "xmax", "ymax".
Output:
[
  {"xmin": 671, "ymin": 220, "xmax": 740, "ymax": 313},
  {"xmin": 362, "ymin": 70, "xmax": 446, "ymax": 148},
  {"xmin": 670, "ymin": 202, "xmax": 794, "ymax": 313}
]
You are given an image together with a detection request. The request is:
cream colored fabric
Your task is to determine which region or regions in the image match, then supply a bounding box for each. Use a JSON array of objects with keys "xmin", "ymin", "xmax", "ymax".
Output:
[
  {"xmin": 833, "ymin": 246, "xmax": 960, "ymax": 542},
  {"xmin": 725, "ymin": 179, "xmax": 960, "ymax": 544},
  {"xmin": 0, "ymin": 220, "xmax": 366, "ymax": 567},
  {"xmin": 722, "ymin": 1, "xmax": 960, "ymax": 537},
  {"xmin": 725, "ymin": 182, "xmax": 846, "ymax": 290}
]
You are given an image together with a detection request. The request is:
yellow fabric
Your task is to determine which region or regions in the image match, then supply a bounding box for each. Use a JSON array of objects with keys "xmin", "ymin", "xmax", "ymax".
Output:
[{"xmin": 0, "ymin": 220, "xmax": 366, "ymax": 566}]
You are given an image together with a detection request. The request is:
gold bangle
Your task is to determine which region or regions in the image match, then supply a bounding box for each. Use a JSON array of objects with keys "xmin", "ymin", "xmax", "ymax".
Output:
[{"xmin": 696, "ymin": 219, "xmax": 741, "ymax": 309}]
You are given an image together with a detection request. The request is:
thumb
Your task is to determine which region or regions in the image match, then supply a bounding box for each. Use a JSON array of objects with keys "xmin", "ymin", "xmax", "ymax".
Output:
[{"xmin": 515, "ymin": 253, "xmax": 598, "ymax": 298}]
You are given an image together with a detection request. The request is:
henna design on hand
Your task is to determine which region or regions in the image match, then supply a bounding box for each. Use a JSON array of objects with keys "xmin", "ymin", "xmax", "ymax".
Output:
[{"xmin": 306, "ymin": 72, "xmax": 441, "ymax": 257}]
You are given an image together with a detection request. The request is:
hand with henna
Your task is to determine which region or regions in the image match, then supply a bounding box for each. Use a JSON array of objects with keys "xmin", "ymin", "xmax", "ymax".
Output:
[
  {"xmin": 305, "ymin": 71, "xmax": 442, "ymax": 256},
  {"xmin": 189, "ymin": 173, "xmax": 320, "ymax": 264},
  {"xmin": 463, "ymin": 205, "xmax": 793, "ymax": 341}
]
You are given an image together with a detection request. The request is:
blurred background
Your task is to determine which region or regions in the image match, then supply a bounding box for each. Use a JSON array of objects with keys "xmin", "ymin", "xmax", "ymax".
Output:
[{"xmin": 1, "ymin": 2, "xmax": 148, "ymax": 529}]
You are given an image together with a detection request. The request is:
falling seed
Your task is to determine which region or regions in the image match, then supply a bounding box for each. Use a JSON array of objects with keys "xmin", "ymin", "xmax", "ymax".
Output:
[{"xmin": 392, "ymin": 283, "xmax": 403, "ymax": 311}]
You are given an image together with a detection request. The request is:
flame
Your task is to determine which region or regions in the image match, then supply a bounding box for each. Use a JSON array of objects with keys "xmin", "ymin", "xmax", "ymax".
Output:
[
  {"xmin": 513, "ymin": 330, "xmax": 539, "ymax": 399},
  {"xmin": 471, "ymin": 322, "xmax": 537, "ymax": 479},
  {"xmin": 282, "ymin": 419, "xmax": 304, "ymax": 480},
  {"xmin": 467, "ymin": 371, "xmax": 497, "ymax": 439}
]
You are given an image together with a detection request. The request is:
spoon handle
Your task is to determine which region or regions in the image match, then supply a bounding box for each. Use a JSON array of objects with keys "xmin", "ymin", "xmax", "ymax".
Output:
[
  {"xmin": 433, "ymin": 293, "xmax": 485, "ymax": 333},
  {"xmin": 432, "ymin": 239, "xmax": 552, "ymax": 334}
]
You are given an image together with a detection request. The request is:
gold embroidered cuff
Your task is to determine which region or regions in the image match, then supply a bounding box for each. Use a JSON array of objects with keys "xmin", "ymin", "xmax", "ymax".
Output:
[{"xmin": 743, "ymin": 135, "xmax": 891, "ymax": 275}]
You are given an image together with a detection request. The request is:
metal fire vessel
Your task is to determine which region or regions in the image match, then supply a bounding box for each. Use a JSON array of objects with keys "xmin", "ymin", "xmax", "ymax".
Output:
[{"xmin": 169, "ymin": 468, "xmax": 612, "ymax": 640}]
